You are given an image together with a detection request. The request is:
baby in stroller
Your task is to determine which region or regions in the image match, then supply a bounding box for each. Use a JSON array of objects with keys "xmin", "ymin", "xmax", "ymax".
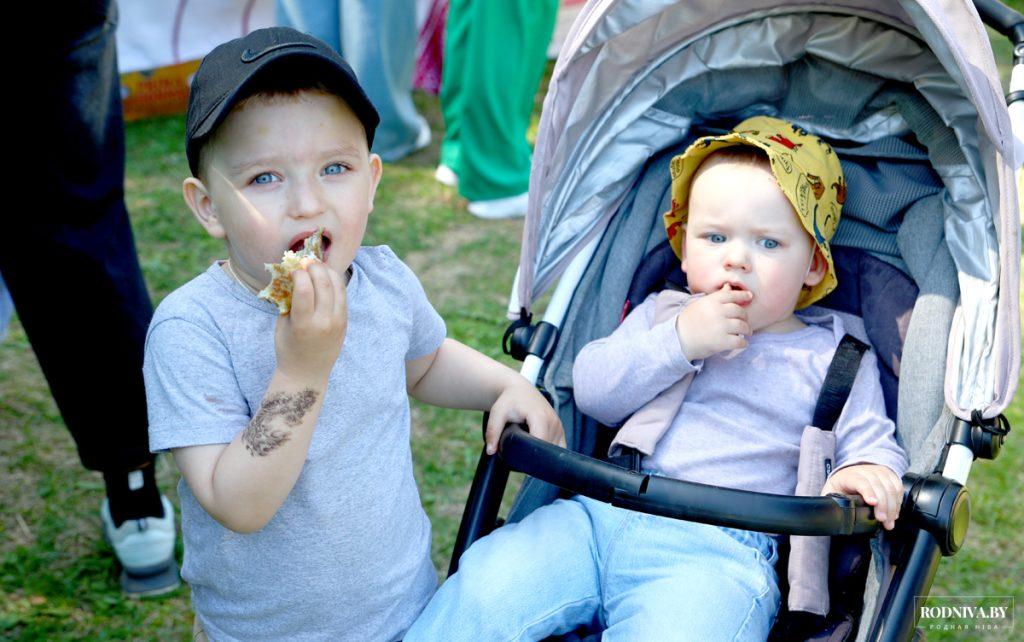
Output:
[{"xmin": 405, "ymin": 116, "xmax": 909, "ymax": 641}]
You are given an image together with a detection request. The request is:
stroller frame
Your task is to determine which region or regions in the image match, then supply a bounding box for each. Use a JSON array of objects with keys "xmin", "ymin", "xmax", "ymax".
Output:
[{"xmin": 448, "ymin": 2, "xmax": 1023, "ymax": 641}]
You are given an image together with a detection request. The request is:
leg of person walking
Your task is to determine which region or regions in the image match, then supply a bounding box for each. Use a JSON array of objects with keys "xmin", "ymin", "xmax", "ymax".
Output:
[
  {"xmin": 440, "ymin": 0, "xmax": 558, "ymax": 218},
  {"xmin": 277, "ymin": 0, "xmax": 342, "ymax": 51},
  {"xmin": 340, "ymin": 0, "xmax": 430, "ymax": 161},
  {"xmin": 5, "ymin": 0, "xmax": 177, "ymax": 596},
  {"xmin": 437, "ymin": 0, "xmax": 469, "ymax": 184},
  {"xmin": 278, "ymin": 0, "xmax": 430, "ymax": 161}
]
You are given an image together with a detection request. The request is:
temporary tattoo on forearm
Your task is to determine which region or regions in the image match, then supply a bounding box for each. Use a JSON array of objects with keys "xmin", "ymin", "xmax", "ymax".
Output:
[{"xmin": 243, "ymin": 389, "xmax": 318, "ymax": 456}]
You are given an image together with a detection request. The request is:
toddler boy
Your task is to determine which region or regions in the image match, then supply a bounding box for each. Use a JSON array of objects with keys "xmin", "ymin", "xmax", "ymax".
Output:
[
  {"xmin": 404, "ymin": 116, "xmax": 908, "ymax": 641},
  {"xmin": 143, "ymin": 27, "xmax": 562, "ymax": 641}
]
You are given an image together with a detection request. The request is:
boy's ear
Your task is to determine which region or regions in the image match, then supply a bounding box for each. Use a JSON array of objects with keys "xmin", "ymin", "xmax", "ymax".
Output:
[
  {"xmin": 804, "ymin": 246, "xmax": 828, "ymax": 287},
  {"xmin": 183, "ymin": 177, "xmax": 226, "ymax": 239},
  {"xmin": 366, "ymin": 153, "xmax": 383, "ymax": 212}
]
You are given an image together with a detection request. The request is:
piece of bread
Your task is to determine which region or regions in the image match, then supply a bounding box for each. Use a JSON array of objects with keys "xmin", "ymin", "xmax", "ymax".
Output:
[{"xmin": 258, "ymin": 228, "xmax": 325, "ymax": 314}]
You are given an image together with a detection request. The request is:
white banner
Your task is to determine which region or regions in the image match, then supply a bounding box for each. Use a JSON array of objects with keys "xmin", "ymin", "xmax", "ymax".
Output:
[{"xmin": 116, "ymin": 0, "xmax": 276, "ymax": 73}]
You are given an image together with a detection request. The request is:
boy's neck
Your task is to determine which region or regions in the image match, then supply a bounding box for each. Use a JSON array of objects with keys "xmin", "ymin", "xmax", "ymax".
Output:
[{"xmin": 222, "ymin": 260, "xmax": 259, "ymax": 294}]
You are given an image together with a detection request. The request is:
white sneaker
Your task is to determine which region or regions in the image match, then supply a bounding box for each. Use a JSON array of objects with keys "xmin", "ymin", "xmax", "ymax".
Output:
[
  {"xmin": 434, "ymin": 164, "xmax": 459, "ymax": 188},
  {"xmin": 101, "ymin": 495, "xmax": 179, "ymax": 596},
  {"xmin": 468, "ymin": 192, "xmax": 530, "ymax": 219}
]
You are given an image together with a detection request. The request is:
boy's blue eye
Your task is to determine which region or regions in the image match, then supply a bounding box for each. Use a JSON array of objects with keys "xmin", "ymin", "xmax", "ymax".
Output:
[
  {"xmin": 707, "ymin": 233, "xmax": 727, "ymax": 244},
  {"xmin": 323, "ymin": 163, "xmax": 347, "ymax": 175},
  {"xmin": 252, "ymin": 172, "xmax": 276, "ymax": 185},
  {"xmin": 760, "ymin": 238, "xmax": 780, "ymax": 249}
]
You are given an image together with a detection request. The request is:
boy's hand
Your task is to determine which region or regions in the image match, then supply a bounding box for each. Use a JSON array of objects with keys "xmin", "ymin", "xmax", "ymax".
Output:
[
  {"xmin": 675, "ymin": 284, "xmax": 752, "ymax": 361},
  {"xmin": 484, "ymin": 378, "xmax": 565, "ymax": 455},
  {"xmin": 274, "ymin": 261, "xmax": 347, "ymax": 383},
  {"xmin": 821, "ymin": 463, "xmax": 903, "ymax": 530}
]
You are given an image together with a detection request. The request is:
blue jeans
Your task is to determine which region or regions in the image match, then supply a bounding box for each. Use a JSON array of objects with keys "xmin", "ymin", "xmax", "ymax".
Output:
[{"xmin": 406, "ymin": 496, "xmax": 781, "ymax": 641}]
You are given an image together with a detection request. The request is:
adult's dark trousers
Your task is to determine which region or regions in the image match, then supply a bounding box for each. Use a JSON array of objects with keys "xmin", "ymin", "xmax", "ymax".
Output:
[{"xmin": 2, "ymin": 0, "xmax": 154, "ymax": 472}]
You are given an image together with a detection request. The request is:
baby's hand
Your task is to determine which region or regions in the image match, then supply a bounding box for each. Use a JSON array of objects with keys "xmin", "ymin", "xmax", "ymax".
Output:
[
  {"xmin": 484, "ymin": 379, "xmax": 565, "ymax": 455},
  {"xmin": 274, "ymin": 261, "xmax": 348, "ymax": 384},
  {"xmin": 675, "ymin": 284, "xmax": 752, "ymax": 361},
  {"xmin": 821, "ymin": 464, "xmax": 903, "ymax": 530}
]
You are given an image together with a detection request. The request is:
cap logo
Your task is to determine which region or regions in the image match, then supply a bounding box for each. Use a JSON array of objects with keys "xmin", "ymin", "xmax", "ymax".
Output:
[{"xmin": 241, "ymin": 41, "xmax": 317, "ymax": 63}]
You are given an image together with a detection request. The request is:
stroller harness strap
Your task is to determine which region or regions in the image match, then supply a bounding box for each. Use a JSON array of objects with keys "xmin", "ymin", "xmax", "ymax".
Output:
[
  {"xmin": 788, "ymin": 332, "xmax": 870, "ymax": 618},
  {"xmin": 812, "ymin": 334, "xmax": 870, "ymax": 432}
]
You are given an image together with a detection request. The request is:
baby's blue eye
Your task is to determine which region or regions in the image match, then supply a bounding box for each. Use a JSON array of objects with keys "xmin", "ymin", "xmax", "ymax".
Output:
[
  {"xmin": 707, "ymin": 233, "xmax": 727, "ymax": 244},
  {"xmin": 253, "ymin": 172, "xmax": 276, "ymax": 185},
  {"xmin": 323, "ymin": 163, "xmax": 347, "ymax": 175},
  {"xmin": 760, "ymin": 238, "xmax": 780, "ymax": 249}
]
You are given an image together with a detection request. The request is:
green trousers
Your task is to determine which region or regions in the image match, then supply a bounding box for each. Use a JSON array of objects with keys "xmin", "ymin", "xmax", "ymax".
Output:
[{"xmin": 440, "ymin": 0, "xmax": 559, "ymax": 201}]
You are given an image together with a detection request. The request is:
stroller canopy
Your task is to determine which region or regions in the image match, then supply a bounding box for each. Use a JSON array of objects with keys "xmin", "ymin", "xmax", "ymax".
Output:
[{"xmin": 517, "ymin": 0, "xmax": 1020, "ymax": 420}]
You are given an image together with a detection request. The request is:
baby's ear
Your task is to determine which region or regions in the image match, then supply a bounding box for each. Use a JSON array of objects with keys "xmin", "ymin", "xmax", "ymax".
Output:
[
  {"xmin": 183, "ymin": 177, "xmax": 226, "ymax": 239},
  {"xmin": 804, "ymin": 246, "xmax": 828, "ymax": 287}
]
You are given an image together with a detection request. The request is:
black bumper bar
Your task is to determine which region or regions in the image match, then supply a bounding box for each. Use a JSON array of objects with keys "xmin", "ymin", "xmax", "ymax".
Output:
[{"xmin": 497, "ymin": 423, "xmax": 878, "ymax": 536}]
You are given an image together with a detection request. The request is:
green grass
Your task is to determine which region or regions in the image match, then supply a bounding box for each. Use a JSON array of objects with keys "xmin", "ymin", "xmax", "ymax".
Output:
[{"xmin": 2, "ymin": 26, "xmax": 1023, "ymax": 641}]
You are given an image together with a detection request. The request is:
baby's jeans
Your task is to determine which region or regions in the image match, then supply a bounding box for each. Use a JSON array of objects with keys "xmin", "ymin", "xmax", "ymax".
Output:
[{"xmin": 405, "ymin": 495, "xmax": 780, "ymax": 642}]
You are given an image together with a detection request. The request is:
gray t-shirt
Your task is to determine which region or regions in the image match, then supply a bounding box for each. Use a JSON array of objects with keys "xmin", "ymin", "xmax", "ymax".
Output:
[
  {"xmin": 574, "ymin": 295, "xmax": 908, "ymax": 495},
  {"xmin": 144, "ymin": 246, "xmax": 445, "ymax": 642}
]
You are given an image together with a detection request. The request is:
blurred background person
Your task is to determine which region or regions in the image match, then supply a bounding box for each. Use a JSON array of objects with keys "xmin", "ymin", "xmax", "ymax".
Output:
[
  {"xmin": 278, "ymin": 0, "xmax": 432, "ymax": 161},
  {"xmin": 413, "ymin": 0, "xmax": 447, "ymax": 96},
  {"xmin": 434, "ymin": 0, "xmax": 559, "ymax": 219},
  {"xmin": 6, "ymin": 0, "xmax": 178, "ymax": 596}
]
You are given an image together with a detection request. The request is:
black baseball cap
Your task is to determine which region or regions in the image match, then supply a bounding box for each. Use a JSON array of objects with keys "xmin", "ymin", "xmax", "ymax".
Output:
[{"xmin": 185, "ymin": 27, "xmax": 380, "ymax": 176}]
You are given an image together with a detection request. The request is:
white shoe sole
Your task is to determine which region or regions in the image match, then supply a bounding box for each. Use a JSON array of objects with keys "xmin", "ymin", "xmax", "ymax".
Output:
[
  {"xmin": 468, "ymin": 192, "xmax": 529, "ymax": 219},
  {"xmin": 120, "ymin": 562, "xmax": 181, "ymax": 598}
]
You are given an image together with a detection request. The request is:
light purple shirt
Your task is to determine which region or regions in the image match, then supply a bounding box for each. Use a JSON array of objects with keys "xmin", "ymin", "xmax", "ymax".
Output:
[{"xmin": 573, "ymin": 295, "xmax": 908, "ymax": 496}]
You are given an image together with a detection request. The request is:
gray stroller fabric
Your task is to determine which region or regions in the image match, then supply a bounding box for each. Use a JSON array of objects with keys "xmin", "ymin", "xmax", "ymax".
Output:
[
  {"xmin": 856, "ymin": 190, "xmax": 960, "ymax": 642},
  {"xmin": 896, "ymin": 192, "xmax": 960, "ymax": 473},
  {"xmin": 834, "ymin": 136, "xmax": 944, "ymax": 276},
  {"xmin": 821, "ymin": 246, "xmax": 919, "ymax": 422}
]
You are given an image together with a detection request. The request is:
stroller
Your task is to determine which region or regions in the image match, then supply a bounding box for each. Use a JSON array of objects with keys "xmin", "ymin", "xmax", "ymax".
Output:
[{"xmin": 448, "ymin": 1, "xmax": 1021, "ymax": 641}]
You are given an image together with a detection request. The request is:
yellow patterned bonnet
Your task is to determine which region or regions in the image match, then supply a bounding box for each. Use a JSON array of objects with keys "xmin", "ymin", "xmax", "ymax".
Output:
[{"xmin": 663, "ymin": 116, "xmax": 845, "ymax": 308}]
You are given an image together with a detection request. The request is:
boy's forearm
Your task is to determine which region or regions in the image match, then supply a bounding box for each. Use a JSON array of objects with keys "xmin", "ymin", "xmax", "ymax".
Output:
[
  {"xmin": 192, "ymin": 368, "xmax": 327, "ymax": 533},
  {"xmin": 408, "ymin": 339, "xmax": 516, "ymax": 410}
]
